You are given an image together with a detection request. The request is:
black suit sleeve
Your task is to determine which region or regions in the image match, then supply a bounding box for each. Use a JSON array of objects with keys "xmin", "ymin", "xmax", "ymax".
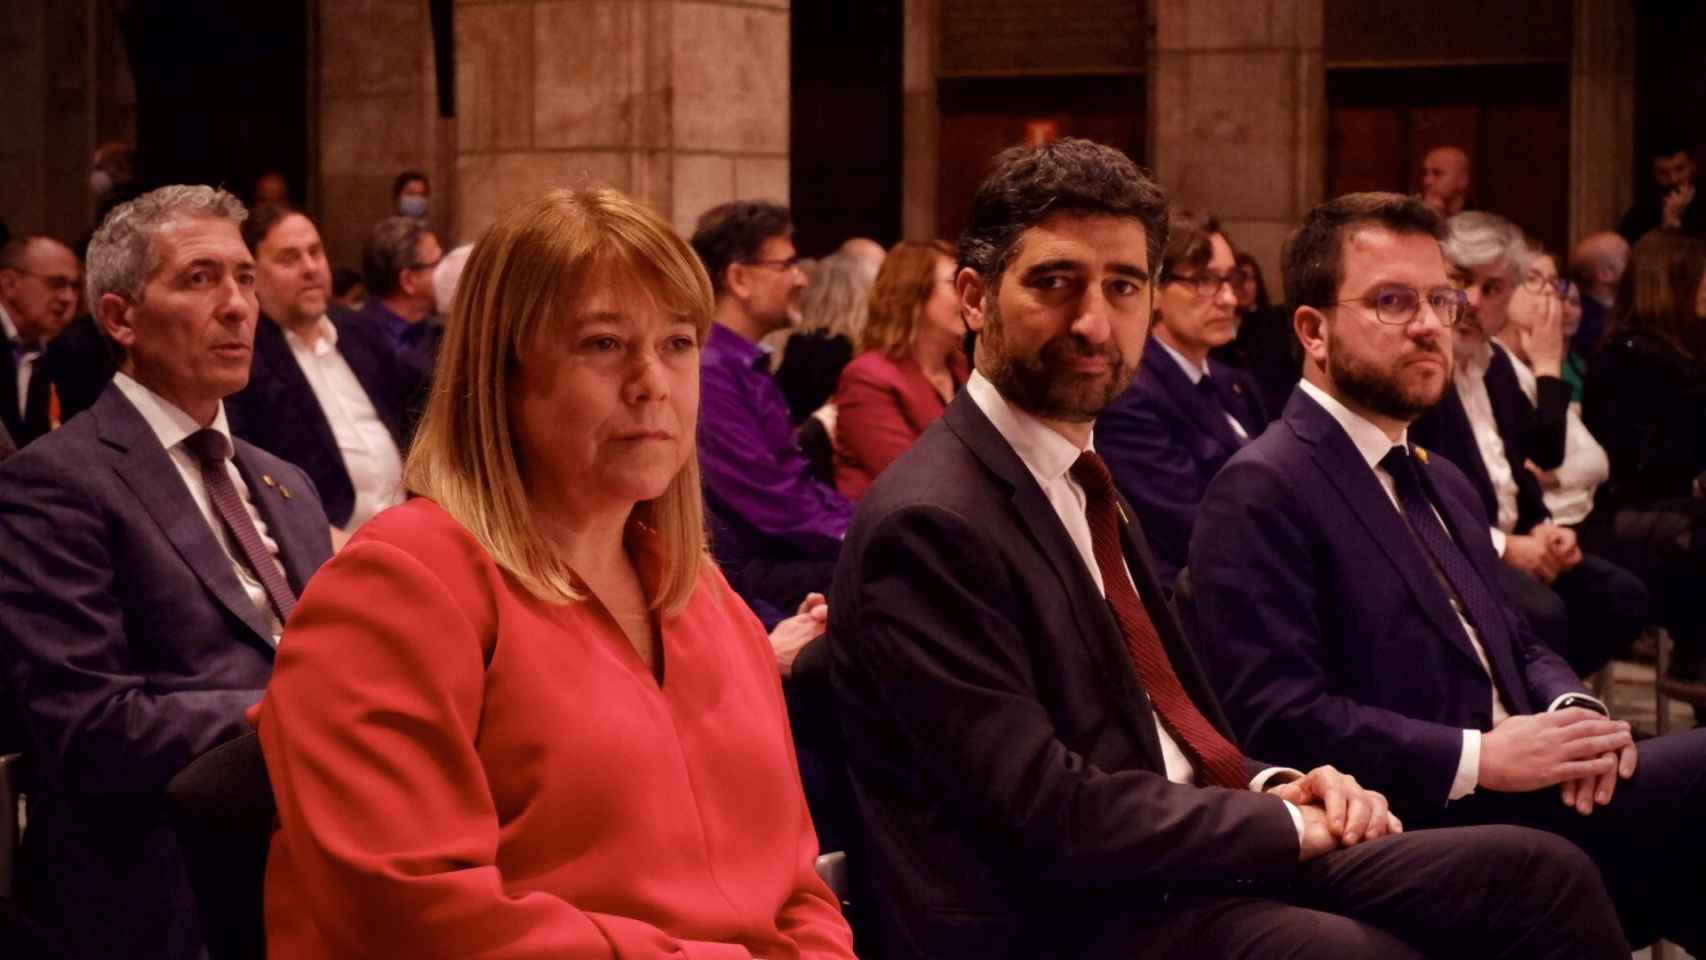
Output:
[
  {"xmin": 1522, "ymin": 375, "xmax": 1571, "ymax": 471},
  {"xmin": 0, "ymin": 456, "xmax": 259, "ymax": 798},
  {"xmin": 840, "ymin": 503, "xmax": 1300, "ymax": 890}
]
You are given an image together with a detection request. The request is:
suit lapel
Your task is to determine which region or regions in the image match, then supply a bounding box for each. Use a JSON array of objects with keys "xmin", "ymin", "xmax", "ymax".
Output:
[
  {"xmin": 1149, "ymin": 346, "xmax": 1242, "ymax": 454},
  {"xmin": 0, "ymin": 342, "xmax": 22, "ymax": 437},
  {"xmin": 232, "ymin": 448, "xmax": 321, "ymax": 594},
  {"xmin": 332, "ymin": 315, "xmax": 410, "ymax": 448},
  {"xmin": 1206, "ymin": 361, "xmax": 1263, "ymax": 437},
  {"xmin": 257, "ymin": 318, "xmax": 340, "ymax": 457},
  {"xmin": 95, "ymin": 387, "xmax": 275, "ymax": 649},
  {"xmin": 1286, "ymin": 393, "xmax": 1491, "ymax": 674}
]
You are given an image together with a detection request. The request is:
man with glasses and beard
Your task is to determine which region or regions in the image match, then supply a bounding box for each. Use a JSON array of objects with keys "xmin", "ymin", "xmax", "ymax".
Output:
[
  {"xmin": 1189, "ymin": 191, "xmax": 1706, "ymax": 955},
  {"xmin": 827, "ymin": 145, "xmax": 1626, "ymax": 960}
]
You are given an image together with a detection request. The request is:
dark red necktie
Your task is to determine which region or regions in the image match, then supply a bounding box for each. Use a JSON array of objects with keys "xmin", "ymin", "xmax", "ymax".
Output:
[
  {"xmin": 185, "ymin": 429, "xmax": 297, "ymax": 625},
  {"xmin": 1070, "ymin": 450, "xmax": 1248, "ymax": 789}
]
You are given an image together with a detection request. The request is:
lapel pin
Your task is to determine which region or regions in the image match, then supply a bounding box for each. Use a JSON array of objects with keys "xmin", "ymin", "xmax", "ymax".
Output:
[
  {"xmin": 262, "ymin": 474, "xmax": 277, "ymax": 487},
  {"xmin": 1232, "ymin": 383, "xmax": 1244, "ymax": 395},
  {"xmin": 280, "ymin": 485, "xmax": 293, "ymax": 500},
  {"xmin": 1116, "ymin": 502, "xmax": 1130, "ymax": 525},
  {"xmin": 1415, "ymin": 447, "xmax": 1430, "ymax": 465}
]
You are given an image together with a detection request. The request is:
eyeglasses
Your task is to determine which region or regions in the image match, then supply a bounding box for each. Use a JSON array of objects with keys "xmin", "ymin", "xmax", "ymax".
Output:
[
  {"xmin": 1521, "ymin": 273, "xmax": 1575, "ymax": 298},
  {"xmin": 7, "ymin": 269, "xmax": 82, "ymax": 294},
  {"xmin": 1165, "ymin": 266, "xmax": 1252, "ymax": 297},
  {"xmin": 742, "ymin": 256, "xmax": 805, "ymax": 272},
  {"xmin": 1331, "ymin": 285, "xmax": 1468, "ymax": 326}
]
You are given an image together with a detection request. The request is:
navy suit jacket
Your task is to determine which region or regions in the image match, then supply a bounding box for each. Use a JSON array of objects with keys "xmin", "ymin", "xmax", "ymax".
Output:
[
  {"xmin": 1098, "ymin": 343, "xmax": 1267, "ymax": 585},
  {"xmin": 0, "ymin": 383, "xmax": 332, "ymax": 960},
  {"xmin": 1187, "ymin": 389, "xmax": 1584, "ymax": 818},
  {"xmin": 1409, "ymin": 341, "xmax": 1569, "ymax": 535},
  {"xmin": 226, "ymin": 310, "xmax": 412, "ymax": 528}
]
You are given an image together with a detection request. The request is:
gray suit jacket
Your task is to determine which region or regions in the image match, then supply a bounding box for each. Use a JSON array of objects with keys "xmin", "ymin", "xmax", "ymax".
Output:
[{"xmin": 0, "ymin": 382, "xmax": 332, "ymax": 960}]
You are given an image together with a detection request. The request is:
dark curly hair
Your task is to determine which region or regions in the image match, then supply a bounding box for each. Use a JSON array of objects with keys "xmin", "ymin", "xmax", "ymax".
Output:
[
  {"xmin": 689, "ymin": 200, "xmax": 792, "ymax": 296},
  {"xmin": 957, "ymin": 138, "xmax": 1170, "ymax": 283},
  {"xmin": 1282, "ymin": 192, "xmax": 1443, "ymax": 310}
]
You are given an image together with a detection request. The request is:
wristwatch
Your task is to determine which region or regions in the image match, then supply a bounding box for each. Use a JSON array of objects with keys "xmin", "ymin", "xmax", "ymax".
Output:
[{"xmin": 1551, "ymin": 693, "xmax": 1609, "ymax": 717}]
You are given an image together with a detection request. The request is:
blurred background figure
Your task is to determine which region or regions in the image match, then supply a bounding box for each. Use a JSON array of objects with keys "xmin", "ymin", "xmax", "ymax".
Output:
[
  {"xmin": 0, "ymin": 237, "xmax": 81, "ymax": 448},
  {"xmin": 1620, "ymin": 141, "xmax": 1704, "ymax": 243},
  {"xmin": 1419, "ymin": 145, "xmax": 1471, "ymax": 217},
  {"xmin": 331, "ymin": 265, "xmax": 367, "ymax": 310},
  {"xmin": 773, "ymin": 248, "xmax": 877, "ymax": 428},
  {"xmin": 1568, "ymin": 231, "xmax": 1630, "ymax": 358},
  {"xmin": 431, "ymin": 242, "xmax": 474, "ymax": 326},
  {"xmin": 1212, "ymin": 248, "xmax": 1300, "ymax": 415},
  {"xmin": 250, "ymin": 169, "xmax": 291, "ymax": 209},
  {"xmin": 832, "ymin": 239, "xmax": 966, "ymax": 501},
  {"xmin": 392, "ymin": 169, "xmax": 430, "ymax": 220}
]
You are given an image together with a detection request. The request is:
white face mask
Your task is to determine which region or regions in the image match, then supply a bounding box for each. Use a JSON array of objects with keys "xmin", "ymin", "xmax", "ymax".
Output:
[
  {"xmin": 90, "ymin": 170, "xmax": 114, "ymax": 196},
  {"xmin": 398, "ymin": 195, "xmax": 429, "ymax": 219}
]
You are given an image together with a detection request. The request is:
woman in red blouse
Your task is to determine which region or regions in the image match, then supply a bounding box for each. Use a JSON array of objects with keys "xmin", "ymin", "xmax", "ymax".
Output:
[
  {"xmin": 254, "ymin": 187, "xmax": 855, "ymax": 959},
  {"xmin": 832, "ymin": 241, "xmax": 968, "ymax": 499}
]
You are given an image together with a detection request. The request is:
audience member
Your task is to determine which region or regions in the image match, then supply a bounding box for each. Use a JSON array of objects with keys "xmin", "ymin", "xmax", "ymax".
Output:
[
  {"xmin": 226, "ymin": 204, "xmax": 412, "ymax": 546},
  {"xmin": 1620, "ymin": 140, "xmax": 1705, "ymax": 243},
  {"xmin": 829, "ymin": 139, "xmax": 1626, "ymax": 960},
  {"xmin": 690, "ymin": 200, "xmax": 852, "ymax": 622},
  {"xmin": 773, "ymin": 250, "xmax": 875, "ymax": 424},
  {"xmin": 0, "ymin": 185, "xmax": 333, "ymax": 960},
  {"xmin": 251, "ymin": 169, "xmax": 290, "ymax": 208},
  {"xmin": 0, "ymin": 237, "xmax": 81, "ymax": 447},
  {"xmin": 1411, "ymin": 211, "xmax": 1648, "ymax": 675},
  {"xmin": 1568, "ymin": 231, "xmax": 1629, "ymax": 358},
  {"xmin": 331, "ymin": 265, "xmax": 366, "ymax": 309},
  {"xmin": 1419, "ymin": 145, "xmax": 1471, "ymax": 217},
  {"xmin": 1190, "ymin": 190, "xmax": 1706, "ymax": 953},
  {"xmin": 253, "ymin": 187, "xmax": 855, "ymax": 958},
  {"xmin": 393, "ymin": 169, "xmax": 430, "ymax": 220},
  {"xmin": 1582, "ymin": 228, "xmax": 1706, "ymax": 704},
  {"xmin": 839, "ymin": 235, "xmax": 888, "ymax": 273},
  {"xmin": 1098, "ymin": 210, "xmax": 1265, "ymax": 585},
  {"xmin": 355, "ymin": 215, "xmax": 443, "ymax": 389},
  {"xmin": 832, "ymin": 239, "xmax": 967, "ymax": 500},
  {"xmin": 82, "ymin": 140, "xmax": 142, "ymax": 258},
  {"xmin": 431, "ymin": 242, "xmax": 474, "ymax": 319},
  {"xmin": 1213, "ymin": 249, "xmax": 1301, "ymax": 414}
]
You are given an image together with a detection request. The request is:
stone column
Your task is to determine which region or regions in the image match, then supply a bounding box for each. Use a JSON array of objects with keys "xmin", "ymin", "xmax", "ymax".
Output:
[
  {"xmin": 1149, "ymin": 0, "xmax": 1324, "ymax": 285},
  {"xmin": 900, "ymin": 0, "xmax": 938, "ymax": 242},
  {"xmin": 454, "ymin": 0, "xmax": 789, "ymax": 245},
  {"xmin": 1569, "ymin": 0, "xmax": 1634, "ymax": 245}
]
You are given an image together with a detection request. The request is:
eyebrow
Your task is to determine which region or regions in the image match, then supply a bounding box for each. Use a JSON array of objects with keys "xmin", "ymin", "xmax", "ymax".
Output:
[{"xmin": 1018, "ymin": 258, "xmax": 1151, "ymax": 283}]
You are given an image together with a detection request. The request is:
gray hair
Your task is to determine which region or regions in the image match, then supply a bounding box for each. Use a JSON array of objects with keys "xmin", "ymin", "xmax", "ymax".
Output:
[
  {"xmin": 363, "ymin": 216, "xmax": 430, "ymax": 298},
  {"xmin": 85, "ymin": 184, "xmax": 248, "ymax": 306},
  {"xmin": 431, "ymin": 243, "xmax": 474, "ymax": 316},
  {"xmin": 797, "ymin": 250, "xmax": 879, "ymax": 341},
  {"xmin": 1440, "ymin": 210, "xmax": 1528, "ymax": 281}
]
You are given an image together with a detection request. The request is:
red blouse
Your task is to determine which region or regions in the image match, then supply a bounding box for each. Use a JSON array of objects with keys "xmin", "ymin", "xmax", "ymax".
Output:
[{"xmin": 254, "ymin": 498, "xmax": 855, "ymax": 958}]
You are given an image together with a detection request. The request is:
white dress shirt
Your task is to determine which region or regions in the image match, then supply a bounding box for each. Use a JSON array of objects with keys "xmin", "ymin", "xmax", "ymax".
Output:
[
  {"xmin": 283, "ymin": 316, "xmax": 404, "ymax": 532},
  {"xmin": 0, "ymin": 302, "xmax": 42, "ymax": 418},
  {"xmin": 1503, "ymin": 350, "xmax": 1609, "ymax": 527},
  {"xmin": 965, "ymin": 371, "xmax": 1304, "ymax": 838},
  {"xmin": 112, "ymin": 373, "xmax": 286, "ymax": 641},
  {"xmin": 1453, "ymin": 339, "xmax": 1518, "ymax": 554},
  {"xmin": 1154, "ymin": 337, "xmax": 1249, "ymax": 440}
]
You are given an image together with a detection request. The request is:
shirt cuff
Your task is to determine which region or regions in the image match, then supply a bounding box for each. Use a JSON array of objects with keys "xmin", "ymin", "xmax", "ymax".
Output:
[
  {"xmin": 1281, "ymin": 799, "xmax": 1305, "ymax": 844},
  {"xmin": 1489, "ymin": 526, "xmax": 1507, "ymax": 558},
  {"xmin": 1449, "ymin": 729, "xmax": 1481, "ymax": 801},
  {"xmin": 1547, "ymin": 692, "xmax": 1610, "ymax": 716},
  {"xmin": 1249, "ymin": 767, "xmax": 1303, "ymax": 793}
]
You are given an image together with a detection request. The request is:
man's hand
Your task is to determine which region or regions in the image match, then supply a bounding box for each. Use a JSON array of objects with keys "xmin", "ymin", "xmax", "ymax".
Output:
[
  {"xmin": 1534, "ymin": 522, "xmax": 1583, "ymax": 571},
  {"xmin": 1270, "ymin": 765, "xmax": 1400, "ymax": 857},
  {"xmin": 1560, "ymin": 740, "xmax": 1639, "ymax": 816},
  {"xmin": 769, "ymin": 592, "xmax": 828, "ymax": 676},
  {"xmin": 1479, "ymin": 709, "xmax": 1632, "ymax": 793},
  {"xmin": 1503, "ymin": 533, "xmax": 1562, "ymax": 583},
  {"xmin": 1295, "ymin": 804, "xmax": 1338, "ymax": 862},
  {"xmin": 1663, "ymin": 184, "xmax": 1696, "ymax": 229}
]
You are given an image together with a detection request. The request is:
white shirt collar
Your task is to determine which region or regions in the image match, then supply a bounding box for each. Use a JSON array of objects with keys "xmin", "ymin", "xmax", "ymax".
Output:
[
  {"xmin": 1153, "ymin": 335, "xmax": 1206, "ymax": 384},
  {"xmin": 0, "ymin": 302, "xmax": 21, "ymax": 345},
  {"xmin": 1296, "ymin": 378, "xmax": 1407, "ymax": 472},
  {"xmin": 964, "ymin": 369, "xmax": 1090, "ymax": 487},
  {"xmin": 282, "ymin": 315, "xmax": 339, "ymax": 356},
  {"xmin": 111, "ymin": 371, "xmax": 233, "ymax": 453}
]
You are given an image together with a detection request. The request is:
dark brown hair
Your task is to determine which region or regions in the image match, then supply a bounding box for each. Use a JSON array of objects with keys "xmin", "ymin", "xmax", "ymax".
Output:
[
  {"xmin": 1617, "ymin": 228, "xmax": 1706, "ymax": 360},
  {"xmin": 1282, "ymin": 192, "xmax": 1443, "ymax": 309}
]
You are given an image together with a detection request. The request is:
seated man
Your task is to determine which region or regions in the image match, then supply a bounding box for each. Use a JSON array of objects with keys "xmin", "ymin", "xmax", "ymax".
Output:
[
  {"xmin": 830, "ymin": 139, "xmax": 1625, "ymax": 960},
  {"xmin": 0, "ymin": 186, "xmax": 334, "ymax": 960},
  {"xmin": 0, "ymin": 236, "xmax": 81, "ymax": 447},
  {"xmin": 353, "ymin": 214, "xmax": 443, "ymax": 402},
  {"xmin": 690, "ymin": 200, "xmax": 852, "ymax": 621},
  {"xmin": 1190, "ymin": 191, "xmax": 1706, "ymax": 953},
  {"xmin": 1411, "ymin": 211, "xmax": 1648, "ymax": 675},
  {"xmin": 1098, "ymin": 210, "xmax": 1266, "ymax": 585},
  {"xmin": 227, "ymin": 204, "xmax": 412, "ymax": 545}
]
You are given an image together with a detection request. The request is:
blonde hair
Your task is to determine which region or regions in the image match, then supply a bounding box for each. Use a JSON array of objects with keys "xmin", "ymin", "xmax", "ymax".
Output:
[
  {"xmin": 859, "ymin": 240, "xmax": 954, "ymax": 358},
  {"xmin": 404, "ymin": 187, "xmax": 714, "ymax": 613}
]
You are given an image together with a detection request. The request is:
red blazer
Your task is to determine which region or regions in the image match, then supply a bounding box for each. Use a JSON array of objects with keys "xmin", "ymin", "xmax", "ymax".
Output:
[
  {"xmin": 254, "ymin": 498, "xmax": 854, "ymax": 958},
  {"xmin": 833, "ymin": 349, "xmax": 966, "ymax": 500}
]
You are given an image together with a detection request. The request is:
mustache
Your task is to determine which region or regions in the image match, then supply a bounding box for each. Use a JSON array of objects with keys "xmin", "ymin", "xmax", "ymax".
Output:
[{"xmin": 1041, "ymin": 334, "xmax": 1123, "ymax": 364}]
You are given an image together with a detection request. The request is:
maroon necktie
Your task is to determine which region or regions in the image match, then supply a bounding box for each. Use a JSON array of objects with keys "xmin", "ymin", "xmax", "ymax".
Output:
[
  {"xmin": 1070, "ymin": 450, "xmax": 1248, "ymax": 789},
  {"xmin": 184, "ymin": 429, "xmax": 297, "ymax": 625}
]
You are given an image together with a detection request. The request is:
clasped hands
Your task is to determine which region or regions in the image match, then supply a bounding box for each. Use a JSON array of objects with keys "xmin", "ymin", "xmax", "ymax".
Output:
[
  {"xmin": 1269, "ymin": 766, "xmax": 1402, "ymax": 861},
  {"xmin": 1503, "ymin": 522, "xmax": 1582, "ymax": 584},
  {"xmin": 1479, "ymin": 707, "xmax": 1637, "ymax": 816}
]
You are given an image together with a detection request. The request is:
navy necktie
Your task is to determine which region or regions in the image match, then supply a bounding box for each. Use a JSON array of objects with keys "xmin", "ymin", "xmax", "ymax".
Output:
[{"xmin": 184, "ymin": 429, "xmax": 297, "ymax": 625}]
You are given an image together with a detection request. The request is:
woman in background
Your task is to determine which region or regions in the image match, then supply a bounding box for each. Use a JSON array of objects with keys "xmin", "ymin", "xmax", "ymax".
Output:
[
  {"xmin": 832, "ymin": 240, "xmax": 967, "ymax": 500},
  {"xmin": 1211, "ymin": 250, "xmax": 1299, "ymax": 416},
  {"xmin": 773, "ymin": 249, "xmax": 880, "ymax": 425},
  {"xmin": 255, "ymin": 187, "xmax": 855, "ymax": 959}
]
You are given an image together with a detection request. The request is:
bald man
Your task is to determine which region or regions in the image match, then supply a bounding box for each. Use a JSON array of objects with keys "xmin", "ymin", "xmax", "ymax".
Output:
[
  {"xmin": 1419, "ymin": 147, "xmax": 1471, "ymax": 217},
  {"xmin": 1567, "ymin": 232, "xmax": 1629, "ymax": 357},
  {"xmin": 0, "ymin": 237, "xmax": 81, "ymax": 447}
]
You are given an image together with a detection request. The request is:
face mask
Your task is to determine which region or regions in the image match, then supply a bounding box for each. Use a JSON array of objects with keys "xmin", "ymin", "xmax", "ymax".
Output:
[
  {"xmin": 398, "ymin": 195, "xmax": 429, "ymax": 219},
  {"xmin": 90, "ymin": 170, "xmax": 113, "ymax": 196}
]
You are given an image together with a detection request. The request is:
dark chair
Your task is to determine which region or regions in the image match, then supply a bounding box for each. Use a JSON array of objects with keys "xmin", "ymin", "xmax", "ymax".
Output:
[
  {"xmin": 796, "ymin": 414, "xmax": 837, "ymax": 487},
  {"xmin": 165, "ymin": 732, "xmax": 273, "ymax": 960}
]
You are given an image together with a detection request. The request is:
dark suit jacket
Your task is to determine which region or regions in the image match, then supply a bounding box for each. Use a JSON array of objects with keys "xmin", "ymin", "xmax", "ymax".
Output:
[
  {"xmin": 1410, "ymin": 340, "xmax": 1570, "ymax": 534},
  {"xmin": 0, "ymin": 383, "xmax": 333, "ymax": 960},
  {"xmin": 1099, "ymin": 343, "xmax": 1267, "ymax": 585},
  {"xmin": 1582, "ymin": 330, "xmax": 1706, "ymax": 511},
  {"xmin": 226, "ymin": 311, "xmax": 412, "ymax": 528},
  {"xmin": 38, "ymin": 313, "xmax": 119, "ymax": 425},
  {"xmin": 0, "ymin": 332, "xmax": 53, "ymax": 449},
  {"xmin": 1188, "ymin": 389, "xmax": 1585, "ymax": 818},
  {"xmin": 829, "ymin": 391, "xmax": 1299, "ymax": 960}
]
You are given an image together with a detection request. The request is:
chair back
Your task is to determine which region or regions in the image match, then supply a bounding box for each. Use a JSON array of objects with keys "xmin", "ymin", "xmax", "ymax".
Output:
[{"xmin": 165, "ymin": 732, "xmax": 273, "ymax": 960}]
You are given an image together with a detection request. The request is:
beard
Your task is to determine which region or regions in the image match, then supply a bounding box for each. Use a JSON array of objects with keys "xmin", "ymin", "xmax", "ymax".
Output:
[
  {"xmin": 978, "ymin": 299, "xmax": 1137, "ymax": 422},
  {"xmin": 1326, "ymin": 331, "xmax": 1449, "ymax": 424}
]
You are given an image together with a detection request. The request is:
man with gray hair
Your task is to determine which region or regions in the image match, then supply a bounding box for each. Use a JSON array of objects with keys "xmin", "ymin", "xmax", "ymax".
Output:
[
  {"xmin": 0, "ymin": 185, "xmax": 333, "ymax": 959},
  {"xmin": 1411, "ymin": 211, "xmax": 1648, "ymax": 678}
]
